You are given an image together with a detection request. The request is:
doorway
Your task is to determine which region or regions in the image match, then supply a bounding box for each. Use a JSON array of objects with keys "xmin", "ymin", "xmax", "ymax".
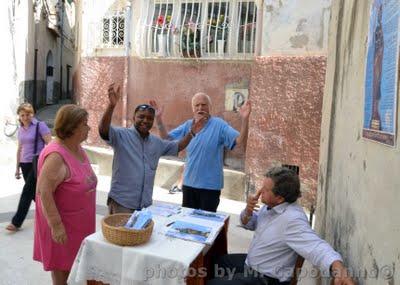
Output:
[{"xmin": 45, "ymin": 51, "xmax": 54, "ymax": 104}]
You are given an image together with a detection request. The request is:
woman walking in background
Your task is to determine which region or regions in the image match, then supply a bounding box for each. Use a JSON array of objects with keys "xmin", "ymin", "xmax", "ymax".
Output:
[
  {"xmin": 33, "ymin": 105, "xmax": 97, "ymax": 285},
  {"xmin": 6, "ymin": 103, "xmax": 51, "ymax": 232}
]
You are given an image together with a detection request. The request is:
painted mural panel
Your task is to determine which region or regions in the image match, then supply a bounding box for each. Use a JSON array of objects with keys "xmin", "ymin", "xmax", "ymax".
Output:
[{"xmin": 363, "ymin": 0, "xmax": 400, "ymax": 146}]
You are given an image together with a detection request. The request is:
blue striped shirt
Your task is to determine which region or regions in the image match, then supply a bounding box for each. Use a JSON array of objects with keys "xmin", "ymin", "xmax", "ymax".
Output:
[
  {"xmin": 106, "ymin": 126, "xmax": 178, "ymax": 209},
  {"xmin": 241, "ymin": 202, "xmax": 342, "ymax": 282}
]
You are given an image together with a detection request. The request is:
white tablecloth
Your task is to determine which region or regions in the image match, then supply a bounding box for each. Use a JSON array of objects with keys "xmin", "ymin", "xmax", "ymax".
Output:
[{"xmin": 68, "ymin": 208, "xmax": 226, "ymax": 285}]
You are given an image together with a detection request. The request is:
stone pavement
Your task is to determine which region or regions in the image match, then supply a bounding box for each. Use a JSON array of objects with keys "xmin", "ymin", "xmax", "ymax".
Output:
[
  {"xmin": 0, "ymin": 176, "xmax": 257, "ymax": 285},
  {"xmin": 0, "ymin": 136, "xmax": 316, "ymax": 285},
  {"xmin": 0, "ymin": 138, "xmax": 256, "ymax": 284},
  {"xmin": 35, "ymin": 100, "xmax": 72, "ymax": 130}
]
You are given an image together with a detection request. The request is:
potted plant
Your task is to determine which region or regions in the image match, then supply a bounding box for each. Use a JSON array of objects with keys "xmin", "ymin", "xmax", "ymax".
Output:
[
  {"xmin": 155, "ymin": 15, "xmax": 172, "ymax": 56},
  {"xmin": 238, "ymin": 22, "xmax": 255, "ymax": 53},
  {"xmin": 180, "ymin": 21, "xmax": 201, "ymax": 58},
  {"xmin": 208, "ymin": 15, "xmax": 229, "ymax": 55}
]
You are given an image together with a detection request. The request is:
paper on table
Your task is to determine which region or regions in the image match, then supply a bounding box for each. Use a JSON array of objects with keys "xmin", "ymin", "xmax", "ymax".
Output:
[
  {"xmin": 148, "ymin": 203, "xmax": 181, "ymax": 217},
  {"xmin": 189, "ymin": 209, "xmax": 227, "ymax": 222},
  {"xmin": 165, "ymin": 220, "xmax": 215, "ymax": 244},
  {"xmin": 152, "ymin": 202, "xmax": 181, "ymax": 210}
]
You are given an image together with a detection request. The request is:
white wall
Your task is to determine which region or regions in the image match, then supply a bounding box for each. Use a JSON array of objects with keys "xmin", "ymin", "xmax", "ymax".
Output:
[
  {"xmin": 316, "ymin": 0, "xmax": 400, "ymax": 284},
  {"xmin": 261, "ymin": 0, "xmax": 331, "ymax": 55},
  {"xmin": 80, "ymin": 0, "xmax": 129, "ymax": 57},
  {"xmin": 78, "ymin": 0, "xmax": 331, "ymax": 58},
  {"xmin": 0, "ymin": 0, "xmax": 19, "ymax": 120}
]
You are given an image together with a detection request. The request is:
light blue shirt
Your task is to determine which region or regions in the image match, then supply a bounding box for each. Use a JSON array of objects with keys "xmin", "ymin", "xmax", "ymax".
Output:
[
  {"xmin": 169, "ymin": 117, "xmax": 239, "ymax": 190},
  {"xmin": 105, "ymin": 126, "xmax": 178, "ymax": 209},
  {"xmin": 241, "ymin": 203, "xmax": 342, "ymax": 282}
]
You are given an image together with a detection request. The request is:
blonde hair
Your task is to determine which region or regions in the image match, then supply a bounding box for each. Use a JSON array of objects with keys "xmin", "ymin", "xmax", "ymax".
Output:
[
  {"xmin": 54, "ymin": 104, "xmax": 88, "ymax": 140},
  {"xmin": 17, "ymin": 103, "xmax": 34, "ymax": 115}
]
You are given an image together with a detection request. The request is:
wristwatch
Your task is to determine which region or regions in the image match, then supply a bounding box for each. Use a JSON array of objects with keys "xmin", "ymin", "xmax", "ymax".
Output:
[{"xmin": 190, "ymin": 129, "xmax": 196, "ymax": 137}]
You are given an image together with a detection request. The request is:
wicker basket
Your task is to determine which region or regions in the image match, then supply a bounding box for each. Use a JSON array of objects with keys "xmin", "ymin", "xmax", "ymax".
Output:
[{"xmin": 101, "ymin": 213, "xmax": 154, "ymax": 246}]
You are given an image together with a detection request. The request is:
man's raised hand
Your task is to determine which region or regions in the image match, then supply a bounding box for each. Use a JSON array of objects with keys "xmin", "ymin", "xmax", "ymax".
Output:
[
  {"xmin": 239, "ymin": 100, "xmax": 252, "ymax": 119},
  {"xmin": 245, "ymin": 189, "xmax": 261, "ymax": 216},
  {"xmin": 149, "ymin": 100, "xmax": 164, "ymax": 119},
  {"xmin": 108, "ymin": 83, "xmax": 121, "ymax": 107}
]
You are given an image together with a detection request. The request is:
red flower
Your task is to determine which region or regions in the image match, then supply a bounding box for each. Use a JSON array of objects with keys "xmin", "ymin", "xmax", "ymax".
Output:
[{"xmin": 157, "ymin": 15, "xmax": 165, "ymax": 26}]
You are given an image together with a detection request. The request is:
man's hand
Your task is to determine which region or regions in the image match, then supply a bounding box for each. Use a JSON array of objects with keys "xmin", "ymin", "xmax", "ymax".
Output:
[
  {"xmin": 51, "ymin": 222, "xmax": 67, "ymax": 245},
  {"xmin": 331, "ymin": 261, "xmax": 355, "ymax": 285},
  {"xmin": 149, "ymin": 100, "xmax": 164, "ymax": 120},
  {"xmin": 245, "ymin": 189, "xmax": 261, "ymax": 216},
  {"xmin": 108, "ymin": 83, "xmax": 121, "ymax": 108},
  {"xmin": 239, "ymin": 100, "xmax": 252, "ymax": 119},
  {"xmin": 191, "ymin": 116, "xmax": 208, "ymax": 135},
  {"xmin": 194, "ymin": 111, "xmax": 210, "ymax": 123}
]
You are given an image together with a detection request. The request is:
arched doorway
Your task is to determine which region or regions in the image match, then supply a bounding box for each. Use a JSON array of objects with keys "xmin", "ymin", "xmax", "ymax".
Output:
[{"xmin": 45, "ymin": 51, "xmax": 54, "ymax": 104}]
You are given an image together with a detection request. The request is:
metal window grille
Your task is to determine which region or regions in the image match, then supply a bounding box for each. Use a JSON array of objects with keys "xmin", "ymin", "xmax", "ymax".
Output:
[
  {"xmin": 102, "ymin": 11, "xmax": 125, "ymax": 47},
  {"xmin": 141, "ymin": 0, "xmax": 258, "ymax": 59},
  {"xmin": 205, "ymin": 1, "xmax": 229, "ymax": 56},
  {"xmin": 236, "ymin": 1, "xmax": 257, "ymax": 54}
]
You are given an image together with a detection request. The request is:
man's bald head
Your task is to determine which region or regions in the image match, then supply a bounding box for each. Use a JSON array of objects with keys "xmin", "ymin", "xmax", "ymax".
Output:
[
  {"xmin": 192, "ymin": 92, "xmax": 212, "ymax": 106},
  {"xmin": 192, "ymin": 92, "xmax": 212, "ymax": 119}
]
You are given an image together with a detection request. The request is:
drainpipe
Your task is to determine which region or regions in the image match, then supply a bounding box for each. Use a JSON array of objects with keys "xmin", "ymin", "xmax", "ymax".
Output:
[
  {"xmin": 32, "ymin": 1, "xmax": 40, "ymax": 111},
  {"xmin": 59, "ymin": 0, "xmax": 64, "ymax": 101},
  {"xmin": 33, "ymin": 48, "xmax": 38, "ymax": 111},
  {"xmin": 122, "ymin": 1, "xmax": 132, "ymax": 127}
]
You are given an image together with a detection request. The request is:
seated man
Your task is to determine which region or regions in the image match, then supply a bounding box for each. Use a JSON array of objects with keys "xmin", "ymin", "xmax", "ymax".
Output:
[{"xmin": 207, "ymin": 166, "xmax": 354, "ymax": 285}]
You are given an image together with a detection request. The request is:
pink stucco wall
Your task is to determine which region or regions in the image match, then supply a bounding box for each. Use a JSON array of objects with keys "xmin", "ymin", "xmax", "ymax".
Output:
[
  {"xmin": 75, "ymin": 57, "xmax": 128, "ymax": 145},
  {"xmin": 74, "ymin": 55, "xmax": 326, "ymax": 207},
  {"xmin": 127, "ymin": 58, "xmax": 252, "ymax": 168},
  {"xmin": 247, "ymin": 55, "xmax": 326, "ymax": 208},
  {"xmin": 74, "ymin": 57, "xmax": 252, "ymax": 168}
]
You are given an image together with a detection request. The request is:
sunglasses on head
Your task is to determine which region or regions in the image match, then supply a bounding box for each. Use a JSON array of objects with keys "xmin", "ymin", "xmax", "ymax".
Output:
[{"xmin": 134, "ymin": 104, "xmax": 155, "ymax": 114}]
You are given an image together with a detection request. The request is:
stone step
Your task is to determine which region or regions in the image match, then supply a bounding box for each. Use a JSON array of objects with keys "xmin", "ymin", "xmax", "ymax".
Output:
[{"xmin": 83, "ymin": 145, "xmax": 247, "ymax": 202}]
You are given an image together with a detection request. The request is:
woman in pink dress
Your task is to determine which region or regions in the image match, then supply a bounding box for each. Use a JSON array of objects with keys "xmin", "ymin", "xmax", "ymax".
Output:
[{"xmin": 33, "ymin": 105, "xmax": 97, "ymax": 285}]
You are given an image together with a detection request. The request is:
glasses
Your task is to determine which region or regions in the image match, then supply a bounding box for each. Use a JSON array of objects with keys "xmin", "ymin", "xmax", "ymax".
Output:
[{"xmin": 134, "ymin": 104, "xmax": 155, "ymax": 114}]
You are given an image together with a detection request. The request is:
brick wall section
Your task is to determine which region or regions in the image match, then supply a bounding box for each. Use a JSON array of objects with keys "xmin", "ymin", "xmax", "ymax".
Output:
[
  {"xmin": 75, "ymin": 57, "xmax": 127, "ymax": 145},
  {"xmin": 246, "ymin": 56, "xmax": 326, "ymax": 209}
]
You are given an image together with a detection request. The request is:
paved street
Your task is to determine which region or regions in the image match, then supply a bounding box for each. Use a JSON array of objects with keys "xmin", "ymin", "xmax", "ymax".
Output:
[
  {"xmin": 0, "ymin": 136, "xmax": 255, "ymax": 285},
  {"xmin": 0, "ymin": 136, "xmax": 316, "ymax": 285}
]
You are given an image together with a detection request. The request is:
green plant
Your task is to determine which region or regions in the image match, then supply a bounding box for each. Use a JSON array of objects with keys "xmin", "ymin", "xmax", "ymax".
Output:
[
  {"xmin": 180, "ymin": 21, "xmax": 201, "ymax": 57},
  {"xmin": 208, "ymin": 14, "xmax": 229, "ymax": 41}
]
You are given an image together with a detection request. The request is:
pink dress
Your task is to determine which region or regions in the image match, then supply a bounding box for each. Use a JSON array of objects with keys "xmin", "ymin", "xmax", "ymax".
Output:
[{"xmin": 33, "ymin": 142, "xmax": 97, "ymax": 271}]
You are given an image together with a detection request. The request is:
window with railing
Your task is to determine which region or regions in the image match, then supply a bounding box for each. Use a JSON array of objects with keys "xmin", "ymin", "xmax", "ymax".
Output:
[
  {"xmin": 102, "ymin": 11, "xmax": 125, "ymax": 47},
  {"xmin": 140, "ymin": 0, "xmax": 258, "ymax": 59}
]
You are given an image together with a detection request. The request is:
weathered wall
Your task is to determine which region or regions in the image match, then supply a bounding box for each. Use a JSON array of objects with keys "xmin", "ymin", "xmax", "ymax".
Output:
[
  {"xmin": 130, "ymin": 58, "xmax": 252, "ymax": 169},
  {"xmin": 75, "ymin": 57, "xmax": 127, "ymax": 145},
  {"xmin": 75, "ymin": 0, "xmax": 331, "ymax": 203},
  {"xmin": 247, "ymin": 56, "xmax": 326, "ymax": 209},
  {"xmin": 316, "ymin": 0, "xmax": 400, "ymax": 284},
  {"xmin": 14, "ymin": 0, "xmax": 76, "ymax": 107},
  {"xmin": 261, "ymin": 0, "xmax": 331, "ymax": 55},
  {"xmin": 0, "ymin": 0, "xmax": 19, "ymax": 145},
  {"xmin": 75, "ymin": 57, "xmax": 252, "ymax": 170}
]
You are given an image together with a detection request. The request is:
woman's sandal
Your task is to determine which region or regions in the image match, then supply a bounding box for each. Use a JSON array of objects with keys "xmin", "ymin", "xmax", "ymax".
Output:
[{"xmin": 5, "ymin": 224, "xmax": 19, "ymax": 232}]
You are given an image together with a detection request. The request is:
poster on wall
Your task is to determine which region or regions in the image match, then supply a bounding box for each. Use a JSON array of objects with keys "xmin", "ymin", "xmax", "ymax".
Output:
[{"xmin": 363, "ymin": 0, "xmax": 400, "ymax": 146}]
